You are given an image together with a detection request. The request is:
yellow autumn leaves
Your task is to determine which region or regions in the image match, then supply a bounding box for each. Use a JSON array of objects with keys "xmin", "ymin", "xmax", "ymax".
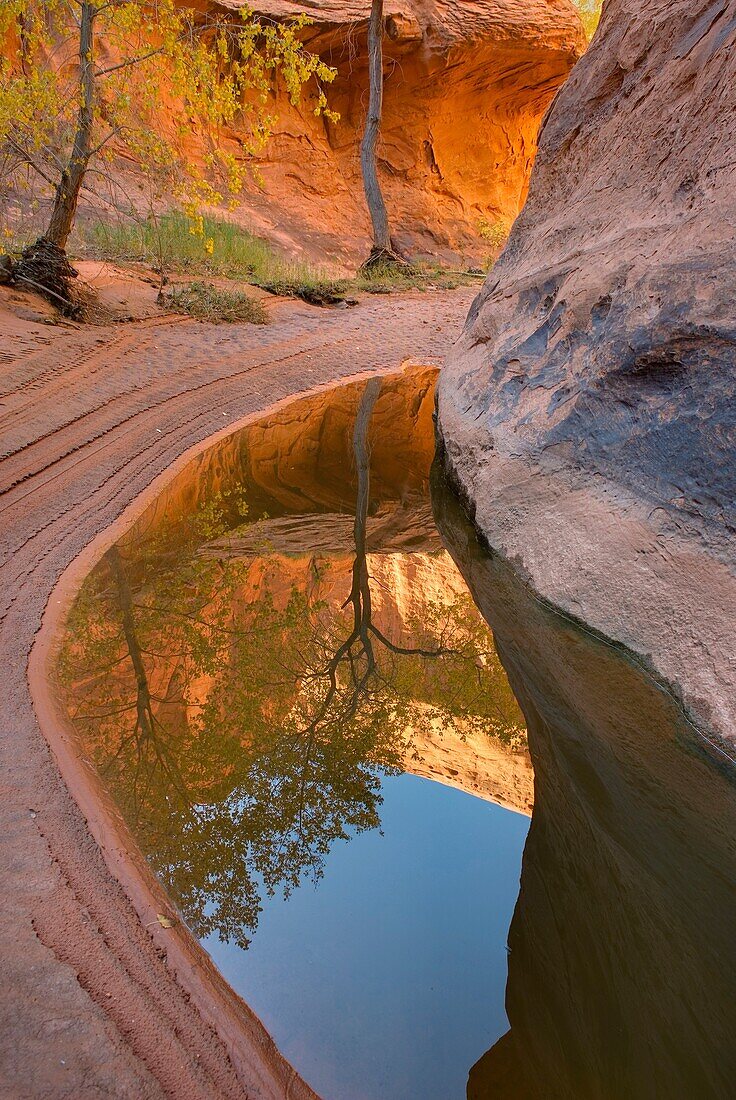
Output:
[{"xmin": 1, "ymin": 1, "xmax": 338, "ymax": 244}]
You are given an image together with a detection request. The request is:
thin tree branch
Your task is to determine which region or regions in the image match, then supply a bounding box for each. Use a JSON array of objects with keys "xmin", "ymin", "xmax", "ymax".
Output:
[
  {"xmin": 95, "ymin": 46, "xmax": 164, "ymax": 77},
  {"xmin": 5, "ymin": 138, "xmax": 57, "ymax": 188}
]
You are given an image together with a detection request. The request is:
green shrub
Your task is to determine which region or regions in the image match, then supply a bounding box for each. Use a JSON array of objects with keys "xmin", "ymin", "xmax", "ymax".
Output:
[{"xmin": 162, "ymin": 281, "xmax": 267, "ymax": 324}]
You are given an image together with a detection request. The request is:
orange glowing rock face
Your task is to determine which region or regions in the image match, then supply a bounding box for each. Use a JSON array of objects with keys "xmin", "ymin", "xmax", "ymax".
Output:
[
  {"xmin": 225, "ymin": 0, "xmax": 586, "ymax": 263},
  {"xmin": 27, "ymin": 0, "xmax": 584, "ymax": 267}
]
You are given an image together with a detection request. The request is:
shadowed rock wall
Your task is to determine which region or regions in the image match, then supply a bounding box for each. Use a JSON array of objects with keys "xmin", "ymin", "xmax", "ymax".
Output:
[
  {"xmin": 437, "ymin": 0, "xmax": 736, "ymax": 742},
  {"xmin": 433, "ymin": 472, "xmax": 736, "ymax": 1100}
]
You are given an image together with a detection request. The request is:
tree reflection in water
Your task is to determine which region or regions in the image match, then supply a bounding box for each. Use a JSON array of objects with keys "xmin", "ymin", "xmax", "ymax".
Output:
[{"xmin": 58, "ymin": 379, "xmax": 524, "ymax": 948}]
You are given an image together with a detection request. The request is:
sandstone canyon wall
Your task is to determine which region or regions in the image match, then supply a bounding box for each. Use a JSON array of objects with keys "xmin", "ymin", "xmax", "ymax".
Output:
[
  {"xmin": 7, "ymin": 2, "xmax": 583, "ymax": 267},
  {"xmin": 437, "ymin": 0, "xmax": 736, "ymax": 745},
  {"xmin": 120, "ymin": 0, "xmax": 583, "ymax": 265}
]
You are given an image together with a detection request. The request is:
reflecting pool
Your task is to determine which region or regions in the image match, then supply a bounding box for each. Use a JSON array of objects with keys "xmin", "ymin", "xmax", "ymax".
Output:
[
  {"xmin": 55, "ymin": 365, "xmax": 736, "ymax": 1099},
  {"xmin": 56, "ymin": 368, "xmax": 532, "ymax": 1099}
]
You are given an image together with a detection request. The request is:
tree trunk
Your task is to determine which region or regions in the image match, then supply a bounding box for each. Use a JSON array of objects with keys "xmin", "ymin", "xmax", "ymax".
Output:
[
  {"xmin": 107, "ymin": 547, "xmax": 156, "ymax": 743},
  {"xmin": 46, "ymin": 0, "xmax": 96, "ymax": 249},
  {"xmin": 14, "ymin": 1, "xmax": 96, "ymax": 313},
  {"xmin": 360, "ymin": 0, "xmax": 392, "ymax": 256}
]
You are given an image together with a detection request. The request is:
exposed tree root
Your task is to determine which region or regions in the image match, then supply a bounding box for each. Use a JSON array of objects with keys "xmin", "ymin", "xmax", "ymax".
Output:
[
  {"xmin": 13, "ymin": 237, "xmax": 83, "ymax": 318},
  {"xmin": 359, "ymin": 246, "xmax": 411, "ymax": 273},
  {"xmin": 258, "ymin": 280, "xmax": 357, "ymax": 307}
]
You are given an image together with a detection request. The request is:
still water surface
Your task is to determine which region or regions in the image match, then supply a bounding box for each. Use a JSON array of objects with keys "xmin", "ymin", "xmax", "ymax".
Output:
[
  {"xmin": 57, "ymin": 369, "xmax": 531, "ymax": 1098},
  {"xmin": 207, "ymin": 775, "xmax": 528, "ymax": 1100},
  {"xmin": 56, "ymin": 368, "xmax": 736, "ymax": 1099}
]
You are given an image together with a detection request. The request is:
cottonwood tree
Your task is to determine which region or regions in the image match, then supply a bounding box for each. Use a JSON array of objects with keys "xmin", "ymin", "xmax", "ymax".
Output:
[
  {"xmin": 0, "ymin": 0, "xmax": 336, "ymax": 310},
  {"xmin": 360, "ymin": 0, "xmax": 404, "ymax": 268}
]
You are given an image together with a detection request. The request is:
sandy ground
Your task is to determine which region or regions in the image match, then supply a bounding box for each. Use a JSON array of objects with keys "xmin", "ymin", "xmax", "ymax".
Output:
[{"xmin": 0, "ymin": 283, "xmax": 476, "ymax": 1099}]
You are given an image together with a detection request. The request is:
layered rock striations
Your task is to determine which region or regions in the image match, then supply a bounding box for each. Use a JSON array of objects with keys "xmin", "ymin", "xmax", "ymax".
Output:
[
  {"xmin": 437, "ymin": 0, "xmax": 736, "ymax": 744},
  {"xmin": 210, "ymin": 0, "xmax": 585, "ymax": 263}
]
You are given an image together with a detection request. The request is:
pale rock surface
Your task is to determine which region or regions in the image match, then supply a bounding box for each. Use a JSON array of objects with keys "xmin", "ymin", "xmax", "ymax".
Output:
[{"xmin": 438, "ymin": 0, "xmax": 736, "ymax": 745}]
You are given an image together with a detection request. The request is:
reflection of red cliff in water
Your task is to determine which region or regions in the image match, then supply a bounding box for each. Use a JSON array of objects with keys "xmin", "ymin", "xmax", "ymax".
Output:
[
  {"xmin": 61, "ymin": 365, "xmax": 531, "ymax": 816},
  {"xmin": 231, "ymin": 546, "xmax": 531, "ymax": 813},
  {"xmin": 123, "ymin": 365, "xmax": 441, "ymax": 543},
  {"xmin": 65, "ymin": 538, "xmax": 531, "ymax": 815}
]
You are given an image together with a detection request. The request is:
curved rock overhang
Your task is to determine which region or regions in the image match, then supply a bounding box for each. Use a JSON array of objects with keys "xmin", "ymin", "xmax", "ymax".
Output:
[{"xmin": 203, "ymin": 0, "xmax": 586, "ymax": 262}]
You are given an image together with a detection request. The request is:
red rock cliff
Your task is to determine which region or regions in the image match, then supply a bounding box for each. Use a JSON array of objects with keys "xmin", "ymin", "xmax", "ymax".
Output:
[{"xmin": 211, "ymin": 0, "xmax": 585, "ymax": 264}]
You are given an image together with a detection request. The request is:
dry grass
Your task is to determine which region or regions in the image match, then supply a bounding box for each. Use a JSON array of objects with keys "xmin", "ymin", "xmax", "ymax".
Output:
[
  {"xmin": 82, "ymin": 213, "xmax": 332, "ymax": 290},
  {"xmin": 161, "ymin": 281, "xmax": 267, "ymax": 324},
  {"xmin": 82, "ymin": 213, "xmax": 479, "ymax": 305}
]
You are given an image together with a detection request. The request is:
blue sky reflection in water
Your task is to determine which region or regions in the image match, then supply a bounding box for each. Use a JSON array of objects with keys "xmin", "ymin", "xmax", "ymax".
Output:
[{"xmin": 206, "ymin": 774, "xmax": 529, "ymax": 1100}]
